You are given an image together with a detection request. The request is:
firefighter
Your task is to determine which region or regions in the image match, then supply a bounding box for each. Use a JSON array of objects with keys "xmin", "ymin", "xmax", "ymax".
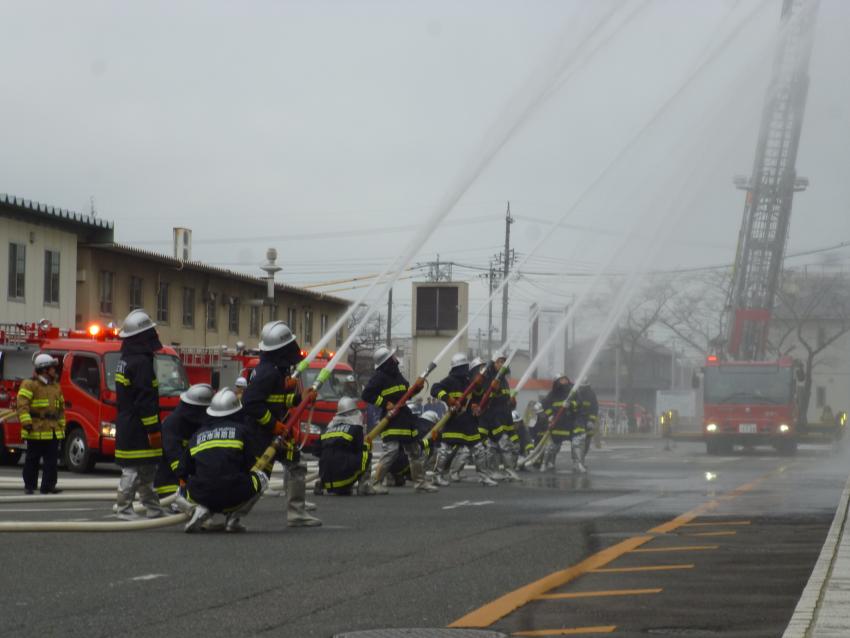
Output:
[
  {"xmin": 446, "ymin": 356, "xmax": 487, "ymax": 481},
  {"xmin": 362, "ymin": 346, "xmax": 438, "ymax": 494},
  {"xmin": 114, "ymin": 309, "xmax": 166, "ymax": 520},
  {"xmin": 242, "ymin": 320, "xmax": 321, "ymax": 527},
  {"xmin": 385, "ymin": 409, "xmax": 440, "ymax": 486},
  {"xmin": 479, "ymin": 352, "xmax": 520, "ymax": 481},
  {"xmin": 318, "ymin": 397, "xmax": 374, "ymax": 495},
  {"xmin": 234, "ymin": 375, "xmax": 248, "ymax": 400},
  {"xmin": 540, "ymin": 374, "xmax": 577, "ymax": 473},
  {"xmin": 153, "ymin": 383, "xmax": 214, "ymax": 506},
  {"xmin": 180, "ymin": 388, "xmax": 270, "ymax": 533},
  {"xmin": 575, "ymin": 381, "xmax": 599, "ymax": 465},
  {"xmin": 17, "ymin": 353, "xmax": 65, "ymax": 495},
  {"xmin": 430, "ymin": 353, "xmax": 497, "ymax": 487}
]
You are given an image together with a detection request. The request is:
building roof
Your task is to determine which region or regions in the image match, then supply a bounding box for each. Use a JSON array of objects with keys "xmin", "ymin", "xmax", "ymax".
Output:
[
  {"xmin": 86, "ymin": 242, "xmax": 349, "ymax": 307},
  {"xmin": 0, "ymin": 194, "xmax": 114, "ymax": 243}
]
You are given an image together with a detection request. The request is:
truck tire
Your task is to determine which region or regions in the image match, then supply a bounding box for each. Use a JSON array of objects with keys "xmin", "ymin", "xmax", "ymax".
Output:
[
  {"xmin": 0, "ymin": 446, "xmax": 22, "ymax": 466},
  {"xmin": 777, "ymin": 440, "xmax": 798, "ymax": 456},
  {"xmin": 63, "ymin": 427, "xmax": 96, "ymax": 473}
]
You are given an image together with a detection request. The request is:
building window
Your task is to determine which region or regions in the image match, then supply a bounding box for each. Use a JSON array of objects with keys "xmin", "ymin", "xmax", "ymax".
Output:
[
  {"xmin": 206, "ymin": 294, "xmax": 217, "ymax": 331},
  {"xmin": 228, "ymin": 300, "xmax": 240, "ymax": 334},
  {"xmin": 816, "ymin": 386, "xmax": 826, "ymax": 409},
  {"xmin": 157, "ymin": 282, "xmax": 170, "ymax": 323},
  {"xmin": 129, "ymin": 276, "xmax": 143, "ymax": 310},
  {"xmin": 250, "ymin": 305, "xmax": 261, "ymax": 337},
  {"xmin": 8, "ymin": 242, "xmax": 25, "ymax": 300},
  {"xmin": 415, "ymin": 286, "xmax": 459, "ymax": 332},
  {"xmin": 99, "ymin": 271, "xmax": 114, "ymax": 315},
  {"xmin": 320, "ymin": 313, "xmax": 329, "ymax": 337},
  {"xmin": 287, "ymin": 307, "xmax": 297, "ymax": 330},
  {"xmin": 182, "ymin": 287, "xmax": 195, "ymax": 328},
  {"xmin": 336, "ymin": 326, "xmax": 344, "ymax": 348},
  {"xmin": 43, "ymin": 250, "xmax": 60, "ymax": 305},
  {"xmin": 304, "ymin": 310, "xmax": 313, "ymax": 344}
]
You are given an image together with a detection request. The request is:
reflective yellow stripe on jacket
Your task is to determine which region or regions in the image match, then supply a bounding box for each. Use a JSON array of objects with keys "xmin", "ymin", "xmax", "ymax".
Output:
[
  {"xmin": 190, "ymin": 439, "xmax": 245, "ymax": 455},
  {"xmin": 375, "ymin": 384, "xmax": 406, "ymax": 407}
]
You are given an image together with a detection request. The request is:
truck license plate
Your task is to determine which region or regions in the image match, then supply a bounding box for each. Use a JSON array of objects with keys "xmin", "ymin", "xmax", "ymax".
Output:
[{"xmin": 739, "ymin": 423, "xmax": 757, "ymax": 434}]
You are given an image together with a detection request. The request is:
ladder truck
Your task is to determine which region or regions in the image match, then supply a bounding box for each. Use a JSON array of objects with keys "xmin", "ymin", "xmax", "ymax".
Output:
[{"xmin": 701, "ymin": 0, "xmax": 834, "ymax": 455}]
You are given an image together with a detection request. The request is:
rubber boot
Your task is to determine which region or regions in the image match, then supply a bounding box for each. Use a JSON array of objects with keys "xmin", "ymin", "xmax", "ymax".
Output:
[
  {"xmin": 225, "ymin": 493, "xmax": 261, "ymax": 532},
  {"xmin": 410, "ymin": 456, "xmax": 438, "ymax": 493},
  {"xmin": 487, "ymin": 441, "xmax": 507, "ymax": 481},
  {"xmin": 572, "ymin": 434, "xmax": 588, "ymax": 474},
  {"xmin": 357, "ymin": 470, "xmax": 377, "ymax": 496},
  {"xmin": 434, "ymin": 443, "xmax": 453, "ymax": 486},
  {"xmin": 449, "ymin": 445, "xmax": 469, "ymax": 482},
  {"xmin": 286, "ymin": 465, "xmax": 322, "ymax": 527},
  {"xmin": 184, "ymin": 505, "xmax": 211, "ymax": 533},
  {"xmin": 472, "ymin": 442, "xmax": 498, "ymax": 486},
  {"xmin": 541, "ymin": 443, "xmax": 558, "ymax": 473}
]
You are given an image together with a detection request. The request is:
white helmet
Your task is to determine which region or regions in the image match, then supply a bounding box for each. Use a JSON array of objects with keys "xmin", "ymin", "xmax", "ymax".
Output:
[
  {"xmin": 450, "ymin": 352, "xmax": 469, "ymax": 369},
  {"xmin": 180, "ymin": 383, "xmax": 215, "ymax": 407},
  {"xmin": 469, "ymin": 357, "xmax": 485, "ymax": 370},
  {"xmin": 336, "ymin": 396, "xmax": 360, "ymax": 416},
  {"xmin": 259, "ymin": 321, "xmax": 296, "ymax": 352},
  {"xmin": 420, "ymin": 410, "xmax": 439, "ymax": 425},
  {"xmin": 373, "ymin": 346, "xmax": 397, "ymax": 369},
  {"xmin": 533, "ymin": 401, "xmax": 544, "ymax": 415},
  {"xmin": 119, "ymin": 309, "xmax": 157, "ymax": 338},
  {"xmin": 234, "ymin": 376, "xmax": 248, "ymax": 388},
  {"xmin": 206, "ymin": 388, "xmax": 242, "ymax": 417},
  {"xmin": 511, "ymin": 410, "xmax": 522, "ymax": 423},
  {"xmin": 33, "ymin": 353, "xmax": 59, "ymax": 371},
  {"xmin": 492, "ymin": 350, "xmax": 507, "ymax": 362}
]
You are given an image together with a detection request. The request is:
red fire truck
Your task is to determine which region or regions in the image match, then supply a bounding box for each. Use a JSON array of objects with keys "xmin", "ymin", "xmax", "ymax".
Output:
[
  {"xmin": 702, "ymin": 356, "xmax": 800, "ymax": 455},
  {"xmin": 0, "ymin": 321, "xmax": 189, "ymax": 471},
  {"xmin": 177, "ymin": 347, "xmax": 363, "ymax": 452}
]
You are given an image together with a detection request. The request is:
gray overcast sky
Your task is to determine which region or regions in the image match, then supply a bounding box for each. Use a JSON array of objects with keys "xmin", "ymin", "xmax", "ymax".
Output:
[{"xmin": 2, "ymin": 0, "xmax": 849, "ymax": 345}]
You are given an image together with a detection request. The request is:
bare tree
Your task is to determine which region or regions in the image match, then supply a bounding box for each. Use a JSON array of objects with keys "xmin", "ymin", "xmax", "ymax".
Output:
[
  {"xmin": 661, "ymin": 269, "xmax": 731, "ymax": 356},
  {"xmin": 773, "ymin": 270, "xmax": 850, "ymax": 425},
  {"xmin": 346, "ymin": 306, "xmax": 384, "ymax": 381}
]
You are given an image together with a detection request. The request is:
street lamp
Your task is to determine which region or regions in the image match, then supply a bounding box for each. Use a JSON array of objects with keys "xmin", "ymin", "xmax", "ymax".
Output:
[{"xmin": 259, "ymin": 247, "xmax": 282, "ymax": 323}]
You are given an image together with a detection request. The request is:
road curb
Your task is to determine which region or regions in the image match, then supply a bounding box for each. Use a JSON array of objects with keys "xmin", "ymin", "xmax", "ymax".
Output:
[{"xmin": 782, "ymin": 470, "xmax": 850, "ymax": 637}]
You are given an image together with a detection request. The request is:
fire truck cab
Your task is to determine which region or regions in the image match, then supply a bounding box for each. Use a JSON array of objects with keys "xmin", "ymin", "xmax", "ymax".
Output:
[{"xmin": 0, "ymin": 321, "xmax": 189, "ymax": 472}]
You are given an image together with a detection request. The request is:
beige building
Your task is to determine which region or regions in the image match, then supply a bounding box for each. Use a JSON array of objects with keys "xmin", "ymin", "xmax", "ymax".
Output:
[
  {"xmin": 409, "ymin": 281, "xmax": 469, "ymax": 382},
  {"xmin": 76, "ymin": 244, "xmax": 348, "ymax": 349},
  {"xmin": 1, "ymin": 195, "xmax": 113, "ymax": 328}
]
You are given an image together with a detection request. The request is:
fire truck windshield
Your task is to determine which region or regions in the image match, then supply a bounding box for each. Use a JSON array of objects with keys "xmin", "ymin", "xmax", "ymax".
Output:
[
  {"xmin": 301, "ymin": 368, "xmax": 360, "ymax": 401},
  {"xmin": 104, "ymin": 353, "xmax": 190, "ymax": 397},
  {"xmin": 703, "ymin": 365, "xmax": 794, "ymax": 405}
]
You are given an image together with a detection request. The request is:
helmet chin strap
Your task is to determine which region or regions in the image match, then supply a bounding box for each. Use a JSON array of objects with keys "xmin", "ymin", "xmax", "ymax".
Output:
[{"xmin": 37, "ymin": 374, "xmax": 50, "ymax": 384}]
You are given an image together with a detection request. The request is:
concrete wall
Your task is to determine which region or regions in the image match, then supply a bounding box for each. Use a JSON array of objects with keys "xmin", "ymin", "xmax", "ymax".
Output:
[
  {"xmin": 410, "ymin": 281, "xmax": 469, "ymax": 383},
  {"xmin": 0, "ymin": 217, "xmax": 77, "ymax": 327},
  {"xmin": 76, "ymin": 246, "xmax": 348, "ymax": 349}
]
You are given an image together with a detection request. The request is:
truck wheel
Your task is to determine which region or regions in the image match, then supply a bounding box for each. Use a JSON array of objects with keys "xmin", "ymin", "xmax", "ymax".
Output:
[
  {"xmin": 0, "ymin": 446, "xmax": 22, "ymax": 466},
  {"xmin": 63, "ymin": 428, "xmax": 95, "ymax": 473}
]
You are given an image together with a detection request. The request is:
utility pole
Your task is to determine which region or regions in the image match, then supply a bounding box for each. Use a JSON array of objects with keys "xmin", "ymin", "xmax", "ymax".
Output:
[
  {"xmin": 487, "ymin": 261, "xmax": 495, "ymax": 357},
  {"xmin": 501, "ymin": 201, "xmax": 514, "ymax": 345},
  {"xmin": 386, "ymin": 287, "xmax": 393, "ymax": 347}
]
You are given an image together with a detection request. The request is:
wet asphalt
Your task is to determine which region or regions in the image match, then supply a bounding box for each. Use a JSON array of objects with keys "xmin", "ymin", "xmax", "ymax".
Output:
[{"xmin": 0, "ymin": 439, "xmax": 847, "ymax": 638}]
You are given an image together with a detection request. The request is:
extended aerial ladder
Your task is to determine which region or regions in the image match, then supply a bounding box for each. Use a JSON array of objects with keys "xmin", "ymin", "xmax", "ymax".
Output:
[{"xmin": 726, "ymin": 0, "xmax": 820, "ymax": 360}]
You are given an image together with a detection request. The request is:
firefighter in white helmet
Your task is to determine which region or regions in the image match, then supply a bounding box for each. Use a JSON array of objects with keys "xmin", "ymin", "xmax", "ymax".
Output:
[
  {"xmin": 318, "ymin": 397, "xmax": 375, "ymax": 495},
  {"xmin": 361, "ymin": 346, "xmax": 438, "ymax": 493},
  {"xmin": 17, "ymin": 353, "xmax": 65, "ymax": 495}
]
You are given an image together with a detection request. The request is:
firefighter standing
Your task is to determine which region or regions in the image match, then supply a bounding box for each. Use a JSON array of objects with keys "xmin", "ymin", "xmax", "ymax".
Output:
[
  {"xmin": 430, "ymin": 353, "xmax": 497, "ymax": 487},
  {"xmin": 362, "ymin": 346, "xmax": 438, "ymax": 494},
  {"xmin": 540, "ymin": 374, "xmax": 577, "ymax": 473},
  {"xmin": 575, "ymin": 381, "xmax": 599, "ymax": 465},
  {"xmin": 114, "ymin": 309, "xmax": 166, "ymax": 520},
  {"xmin": 17, "ymin": 353, "xmax": 65, "ymax": 495},
  {"xmin": 318, "ymin": 397, "xmax": 374, "ymax": 495},
  {"xmin": 242, "ymin": 320, "xmax": 321, "ymax": 527},
  {"xmin": 234, "ymin": 376, "xmax": 248, "ymax": 400},
  {"xmin": 180, "ymin": 387, "xmax": 270, "ymax": 533},
  {"xmin": 479, "ymin": 353, "xmax": 520, "ymax": 481},
  {"xmin": 153, "ymin": 383, "xmax": 214, "ymax": 504}
]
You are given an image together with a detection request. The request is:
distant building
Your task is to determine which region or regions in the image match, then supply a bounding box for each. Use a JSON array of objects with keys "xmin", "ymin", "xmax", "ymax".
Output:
[
  {"xmin": 1, "ymin": 194, "xmax": 349, "ymax": 349},
  {"xmin": 409, "ymin": 281, "xmax": 469, "ymax": 383},
  {"xmin": 1, "ymin": 195, "xmax": 113, "ymax": 327}
]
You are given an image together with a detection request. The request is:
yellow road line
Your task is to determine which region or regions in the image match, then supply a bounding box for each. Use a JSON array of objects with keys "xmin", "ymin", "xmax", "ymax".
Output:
[
  {"xmin": 450, "ymin": 467, "xmax": 783, "ymax": 629},
  {"xmin": 631, "ymin": 545, "xmax": 719, "ymax": 553},
  {"xmin": 682, "ymin": 520, "xmax": 751, "ymax": 527},
  {"xmin": 590, "ymin": 564, "xmax": 694, "ymax": 574},
  {"xmin": 512, "ymin": 627, "xmax": 617, "ymax": 636},
  {"xmin": 536, "ymin": 588, "xmax": 661, "ymax": 600},
  {"xmin": 685, "ymin": 531, "xmax": 737, "ymax": 537}
]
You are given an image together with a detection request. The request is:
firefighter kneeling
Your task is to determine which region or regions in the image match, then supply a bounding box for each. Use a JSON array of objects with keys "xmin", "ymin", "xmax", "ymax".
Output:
[
  {"xmin": 318, "ymin": 397, "xmax": 375, "ymax": 495},
  {"xmin": 179, "ymin": 388, "xmax": 269, "ymax": 533}
]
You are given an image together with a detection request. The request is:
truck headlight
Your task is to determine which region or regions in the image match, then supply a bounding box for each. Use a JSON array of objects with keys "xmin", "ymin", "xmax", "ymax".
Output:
[
  {"xmin": 100, "ymin": 421, "xmax": 116, "ymax": 438},
  {"xmin": 706, "ymin": 423, "xmax": 718, "ymax": 433},
  {"xmin": 779, "ymin": 424, "xmax": 790, "ymax": 433},
  {"xmin": 308, "ymin": 423, "xmax": 322, "ymax": 435}
]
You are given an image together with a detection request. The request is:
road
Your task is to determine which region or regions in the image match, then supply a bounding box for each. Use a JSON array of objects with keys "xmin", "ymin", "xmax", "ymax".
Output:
[{"xmin": 0, "ymin": 439, "xmax": 846, "ymax": 638}]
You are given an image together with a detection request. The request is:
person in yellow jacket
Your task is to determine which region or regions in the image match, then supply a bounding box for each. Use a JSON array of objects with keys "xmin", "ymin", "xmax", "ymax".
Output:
[{"xmin": 17, "ymin": 353, "xmax": 65, "ymax": 495}]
